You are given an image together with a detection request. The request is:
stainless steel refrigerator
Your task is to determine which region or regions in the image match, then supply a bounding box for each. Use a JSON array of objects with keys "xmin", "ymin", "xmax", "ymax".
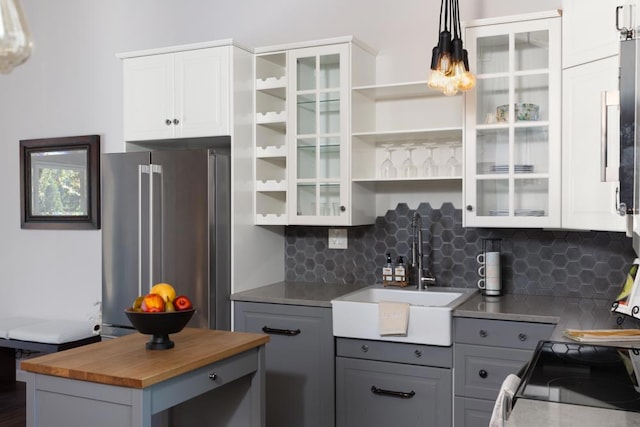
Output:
[{"xmin": 101, "ymin": 145, "xmax": 231, "ymax": 337}]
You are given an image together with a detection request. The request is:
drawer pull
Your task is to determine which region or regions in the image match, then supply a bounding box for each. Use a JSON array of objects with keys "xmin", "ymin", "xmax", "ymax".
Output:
[
  {"xmin": 518, "ymin": 333, "xmax": 527, "ymax": 342},
  {"xmin": 361, "ymin": 345, "xmax": 369, "ymax": 353},
  {"xmin": 371, "ymin": 385, "xmax": 416, "ymax": 399},
  {"xmin": 414, "ymin": 349, "xmax": 422, "ymax": 358},
  {"xmin": 479, "ymin": 369, "xmax": 488, "ymax": 379},
  {"xmin": 208, "ymin": 372, "xmax": 217, "ymax": 381},
  {"xmin": 479, "ymin": 329, "xmax": 488, "ymax": 338},
  {"xmin": 262, "ymin": 326, "xmax": 301, "ymax": 336}
]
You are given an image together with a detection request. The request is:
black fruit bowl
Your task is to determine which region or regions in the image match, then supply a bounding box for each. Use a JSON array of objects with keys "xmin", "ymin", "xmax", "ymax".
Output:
[{"xmin": 125, "ymin": 308, "xmax": 195, "ymax": 350}]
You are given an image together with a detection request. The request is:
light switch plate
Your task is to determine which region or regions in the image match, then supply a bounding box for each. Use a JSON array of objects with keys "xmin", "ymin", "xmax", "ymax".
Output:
[{"xmin": 328, "ymin": 228, "xmax": 348, "ymax": 249}]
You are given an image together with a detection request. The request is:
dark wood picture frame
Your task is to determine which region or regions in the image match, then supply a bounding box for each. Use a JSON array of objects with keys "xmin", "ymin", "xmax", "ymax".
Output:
[{"xmin": 19, "ymin": 135, "xmax": 101, "ymax": 229}]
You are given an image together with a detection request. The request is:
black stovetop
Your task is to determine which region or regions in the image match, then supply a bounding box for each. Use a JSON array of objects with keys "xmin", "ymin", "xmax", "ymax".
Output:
[{"xmin": 516, "ymin": 341, "xmax": 640, "ymax": 412}]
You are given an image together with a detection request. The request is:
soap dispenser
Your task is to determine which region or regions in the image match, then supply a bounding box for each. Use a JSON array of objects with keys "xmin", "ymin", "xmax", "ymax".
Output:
[
  {"xmin": 382, "ymin": 253, "xmax": 394, "ymax": 283},
  {"xmin": 395, "ymin": 256, "xmax": 406, "ymax": 284}
]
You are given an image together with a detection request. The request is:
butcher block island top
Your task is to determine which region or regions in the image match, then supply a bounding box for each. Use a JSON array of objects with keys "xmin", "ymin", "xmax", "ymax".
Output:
[{"xmin": 21, "ymin": 327, "xmax": 269, "ymax": 389}]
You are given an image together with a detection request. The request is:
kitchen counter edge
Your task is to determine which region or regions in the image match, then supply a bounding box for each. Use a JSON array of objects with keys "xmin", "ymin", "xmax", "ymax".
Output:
[{"xmin": 231, "ymin": 281, "xmax": 366, "ymax": 308}]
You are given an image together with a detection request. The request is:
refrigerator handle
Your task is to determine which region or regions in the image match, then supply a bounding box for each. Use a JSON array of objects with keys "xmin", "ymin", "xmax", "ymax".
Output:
[
  {"xmin": 139, "ymin": 165, "xmax": 150, "ymax": 297},
  {"xmin": 601, "ymin": 90, "xmax": 619, "ymax": 182},
  {"xmin": 150, "ymin": 164, "xmax": 163, "ymax": 287}
]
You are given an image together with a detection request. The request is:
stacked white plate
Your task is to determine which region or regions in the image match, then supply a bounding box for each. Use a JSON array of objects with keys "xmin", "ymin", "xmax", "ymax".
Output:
[
  {"xmin": 489, "ymin": 164, "xmax": 534, "ymax": 173},
  {"xmin": 488, "ymin": 209, "xmax": 545, "ymax": 217}
]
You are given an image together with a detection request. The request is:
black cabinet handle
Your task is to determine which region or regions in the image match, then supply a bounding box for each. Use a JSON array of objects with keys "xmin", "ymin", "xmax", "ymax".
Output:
[
  {"xmin": 262, "ymin": 326, "xmax": 301, "ymax": 336},
  {"xmin": 518, "ymin": 333, "xmax": 527, "ymax": 342},
  {"xmin": 165, "ymin": 119, "xmax": 172, "ymax": 126},
  {"xmin": 479, "ymin": 329, "xmax": 488, "ymax": 338},
  {"xmin": 466, "ymin": 205, "xmax": 473, "ymax": 211},
  {"xmin": 479, "ymin": 369, "xmax": 488, "ymax": 379},
  {"xmin": 371, "ymin": 386, "xmax": 415, "ymax": 399},
  {"xmin": 173, "ymin": 118, "xmax": 180, "ymax": 125}
]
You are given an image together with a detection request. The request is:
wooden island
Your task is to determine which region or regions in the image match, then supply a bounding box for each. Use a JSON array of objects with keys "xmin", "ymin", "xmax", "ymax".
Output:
[{"xmin": 21, "ymin": 328, "xmax": 269, "ymax": 427}]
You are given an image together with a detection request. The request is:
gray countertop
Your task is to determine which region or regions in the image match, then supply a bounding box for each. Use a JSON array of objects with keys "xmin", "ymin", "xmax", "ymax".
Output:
[
  {"xmin": 231, "ymin": 281, "xmax": 366, "ymax": 308},
  {"xmin": 506, "ymin": 399, "xmax": 640, "ymax": 426},
  {"xmin": 233, "ymin": 282, "xmax": 640, "ymax": 343},
  {"xmin": 454, "ymin": 292, "xmax": 640, "ymax": 342}
]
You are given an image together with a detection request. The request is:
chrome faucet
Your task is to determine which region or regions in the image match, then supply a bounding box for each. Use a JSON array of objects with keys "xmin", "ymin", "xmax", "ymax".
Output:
[{"xmin": 411, "ymin": 212, "xmax": 436, "ymax": 290}]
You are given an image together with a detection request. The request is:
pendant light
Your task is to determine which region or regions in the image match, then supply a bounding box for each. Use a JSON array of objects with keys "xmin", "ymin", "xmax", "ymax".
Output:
[
  {"xmin": 427, "ymin": 0, "xmax": 475, "ymax": 96},
  {"xmin": 0, "ymin": 0, "xmax": 33, "ymax": 74}
]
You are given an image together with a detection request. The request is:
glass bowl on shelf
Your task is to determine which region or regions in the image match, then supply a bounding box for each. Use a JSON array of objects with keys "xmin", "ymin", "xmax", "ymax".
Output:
[{"xmin": 496, "ymin": 103, "xmax": 540, "ymax": 122}]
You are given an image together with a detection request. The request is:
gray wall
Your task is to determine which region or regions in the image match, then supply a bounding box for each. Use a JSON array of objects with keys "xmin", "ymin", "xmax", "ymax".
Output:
[{"xmin": 0, "ymin": 0, "xmax": 561, "ymax": 321}]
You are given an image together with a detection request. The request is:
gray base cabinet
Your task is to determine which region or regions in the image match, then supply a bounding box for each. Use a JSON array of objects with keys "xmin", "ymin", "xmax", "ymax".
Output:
[
  {"xmin": 336, "ymin": 338, "xmax": 452, "ymax": 427},
  {"xmin": 234, "ymin": 302, "xmax": 334, "ymax": 427},
  {"xmin": 453, "ymin": 317, "xmax": 555, "ymax": 427},
  {"xmin": 454, "ymin": 396, "xmax": 495, "ymax": 427}
]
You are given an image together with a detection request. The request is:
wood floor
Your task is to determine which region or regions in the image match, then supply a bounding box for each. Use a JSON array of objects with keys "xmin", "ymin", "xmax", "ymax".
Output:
[{"xmin": 0, "ymin": 382, "xmax": 25, "ymax": 427}]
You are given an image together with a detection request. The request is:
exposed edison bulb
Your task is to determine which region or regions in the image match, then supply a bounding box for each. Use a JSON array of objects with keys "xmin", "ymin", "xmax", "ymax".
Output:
[
  {"xmin": 427, "ymin": 68, "xmax": 447, "ymax": 89},
  {"xmin": 437, "ymin": 52, "xmax": 453, "ymax": 77},
  {"xmin": 449, "ymin": 61, "xmax": 476, "ymax": 93},
  {"xmin": 458, "ymin": 70, "xmax": 476, "ymax": 91},
  {"xmin": 442, "ymin": 79, "xmax": 458, "ymax": 97},
  {"xmin": 0, "ymin": 0, "xmax": 33, "ymax": 74}
]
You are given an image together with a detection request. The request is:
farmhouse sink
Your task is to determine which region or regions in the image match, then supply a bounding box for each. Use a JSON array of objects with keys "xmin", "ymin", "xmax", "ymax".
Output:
[{"xmin": 331, "ymin": 285, "xmax": 476, "ymax": 346}]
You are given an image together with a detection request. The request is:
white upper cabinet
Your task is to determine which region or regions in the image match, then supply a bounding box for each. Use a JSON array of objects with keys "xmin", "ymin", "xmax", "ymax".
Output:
[
  {"xmin": 561, "ymin": 1, "xmax": 627, "ymax": 232},
  {"xmin": 253, "ymin": 37, "xmax": 376, "ymax": 226},
  {"xmin": 287, "ymin": 43, "xmax": 365, "ymax": 226},
  {"xmin": 562, "ymin": 0, "xmax": 626, "ymax": 68},
  {"xmin": 122, "ymin": 45, "xmax": 230, "ymax": 141},
  {"xmin": 464, "ymin": 12, "xmax": 562, "ymax": 228},
  {"xmin": 562, "ymin": 56, "xmax": 626, "ymax": 231}
]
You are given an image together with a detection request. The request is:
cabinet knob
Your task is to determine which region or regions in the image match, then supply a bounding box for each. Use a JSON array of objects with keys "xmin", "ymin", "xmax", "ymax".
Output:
[
  {"xmin": 414, "ymin": 349, "xmax": 422, "ymax": 358},
  {"xmin": 479, "ymin": 329, "xmax": 488, "ymax": 338},
  {"xmin": 340, "ymin": 205, "xmax": 346, "ymax": 212},
  {"xmin": 466, "ymin": 205, "xmax": 473, "ymax": 212},
  {"xmin": 361, "ymin": 344, "xmax": 369, "ymax": 353},
  {"xmin": 165, "ymin": 119, "xmax": 172, "ymax": 126},
  {"xmin": 173, "ymin": 118, "xmax": 180, "ymax": 125},
  {"xmin": 479, "ymin": 369, "xmax": 488, "ymax": 379},
  {"xmin": 208, "ymin": 372, "xmax": 217, "ymax": 381},
  {"xmin": 518, "ymin": 333, "xmax": 527, "ymax": 342}
]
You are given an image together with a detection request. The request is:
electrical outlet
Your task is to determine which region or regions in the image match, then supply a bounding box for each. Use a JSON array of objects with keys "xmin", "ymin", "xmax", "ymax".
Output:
[{"xmin": 328, "ymin": 228, "xmax": 348, "ymax": 249}]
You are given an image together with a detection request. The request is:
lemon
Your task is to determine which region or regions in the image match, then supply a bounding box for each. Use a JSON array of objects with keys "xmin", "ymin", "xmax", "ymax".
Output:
[{"xmin": 150, "ymin": 283, "xmax": 176, "ymax": 303}]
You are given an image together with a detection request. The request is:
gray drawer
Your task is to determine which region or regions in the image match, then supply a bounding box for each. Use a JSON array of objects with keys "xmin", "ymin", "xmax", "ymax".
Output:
[
  {"xmin": 336, "ymin": 338, "xmax": 452, "ymax": 368},
  {"xmin": 336, "ymin": 357, "xmax": 451, "ymax": 427},
  {"xmin": 454, "ymin": 317, "xmax": 554, "ymax": 350},
  {"xmin": 454, "ymin": 343, "xmax": 531, "ymax": 400},
  {"xmin": 454, "ymin": 396, "xmax": 494, "ymax": 427}
]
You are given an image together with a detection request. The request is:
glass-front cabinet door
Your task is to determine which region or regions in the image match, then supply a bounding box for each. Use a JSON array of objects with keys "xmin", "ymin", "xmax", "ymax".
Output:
[
  {"xmin": 464, "ymin": 15, "xmax": 561, "ymax": 227},
  {"xmin": 288, "ymin": 44, "xmax": 349, "ymax": 225}
]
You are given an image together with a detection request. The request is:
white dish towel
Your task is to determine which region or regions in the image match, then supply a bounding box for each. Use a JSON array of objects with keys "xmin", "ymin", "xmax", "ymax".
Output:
[
  {"xmin": 490, "ymin": 374, "xmax": 521, "ymax": 427},
  {"xmin": 378, "ymin": 301, "xmax": 410, "ymax": 336}
]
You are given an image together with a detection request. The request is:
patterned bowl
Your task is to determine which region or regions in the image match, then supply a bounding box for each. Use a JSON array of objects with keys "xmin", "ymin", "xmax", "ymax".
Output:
[{"xmin": 496, "ymin": 103, "xmax": 540, "ymax": 122}]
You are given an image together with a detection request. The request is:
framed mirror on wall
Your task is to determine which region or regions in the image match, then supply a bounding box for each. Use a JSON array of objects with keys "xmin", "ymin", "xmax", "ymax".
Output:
[{"xmin": 19, "ymin": 135, "xmax": 100, "ymax": 229}]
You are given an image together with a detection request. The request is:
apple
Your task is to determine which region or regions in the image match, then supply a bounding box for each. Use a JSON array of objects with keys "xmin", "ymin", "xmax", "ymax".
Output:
[
  {"xmin": 174, "ymin": 295, "xmax": 193, "ymax": 311},
  {"xmin": 141, "ymin": 293, "xmax": 165, "ymax": 312}
]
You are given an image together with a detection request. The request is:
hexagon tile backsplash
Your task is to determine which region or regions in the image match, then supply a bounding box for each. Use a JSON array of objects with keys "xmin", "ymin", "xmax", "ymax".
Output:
[{"xmin": 284, "ymin": 203, "xmax": 636, "ymax": 299}]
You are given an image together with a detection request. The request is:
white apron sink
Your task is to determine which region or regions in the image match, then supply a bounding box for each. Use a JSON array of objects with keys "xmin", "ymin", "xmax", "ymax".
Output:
[{"xmin": 331, "ymin": 285, "xmax": 476, "ymax": 346}]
